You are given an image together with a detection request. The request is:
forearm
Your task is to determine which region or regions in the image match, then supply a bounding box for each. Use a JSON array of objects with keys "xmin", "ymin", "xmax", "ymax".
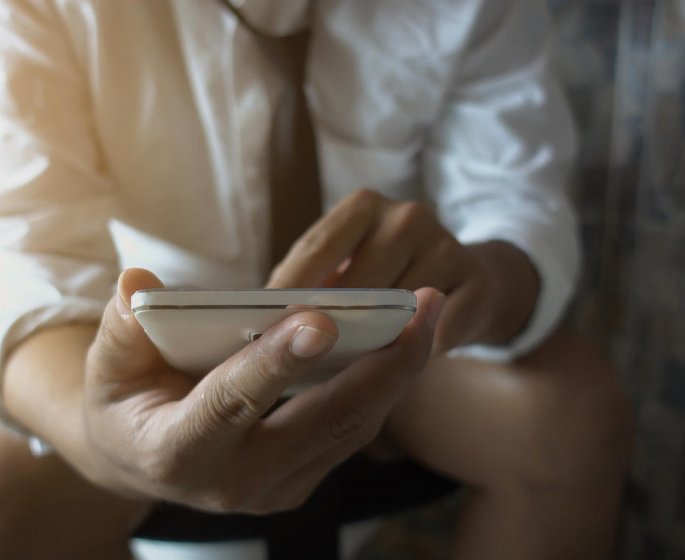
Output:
[
  {"xmin": 2, "ymin": 324, "xmax": 97, "ymax": 463},
  {"xmin": 466, "ymin": 241, "xmax": 541, "ymax": 346}
]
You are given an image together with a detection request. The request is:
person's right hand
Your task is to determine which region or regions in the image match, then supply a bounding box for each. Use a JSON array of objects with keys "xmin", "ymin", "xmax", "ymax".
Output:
[{"xmin": 80, "ymin": 268, "xmax": 443, "ymax": 513}]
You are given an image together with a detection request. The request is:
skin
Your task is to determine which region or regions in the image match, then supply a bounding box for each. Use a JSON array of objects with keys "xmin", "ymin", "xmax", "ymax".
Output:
[
  {"xmin": 0, "ymin": 189, "xmax": 631, "ymax": 560},
  {"xmin": 268, "ymin": 188, "xmax": 541, "ymax": 351},
  {"xmin": 386, "ymin": 333, "xmax": 632, "ymax": 560},
  {"xmin": 2, "ymin": 267, "xmax": 443, "ymax": 514},
  {"xmin": 268, "ymin": 189, "xmax": 632, "ymax": 560}
]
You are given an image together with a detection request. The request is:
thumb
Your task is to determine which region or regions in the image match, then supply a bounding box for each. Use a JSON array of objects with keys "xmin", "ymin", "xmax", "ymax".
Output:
[
  {"xmin": 185, "ymin": 311, "xmax": 339, "ymax": 431},
  {"xmin": 88, "ymin": 268, "xmax": 164, "ymax": 381}
]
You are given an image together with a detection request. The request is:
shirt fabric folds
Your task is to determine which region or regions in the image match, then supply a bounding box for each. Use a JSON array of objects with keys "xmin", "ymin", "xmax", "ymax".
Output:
[{"xmin": 0, "ymin": 0, "xmax": 579, "ymax": 437}]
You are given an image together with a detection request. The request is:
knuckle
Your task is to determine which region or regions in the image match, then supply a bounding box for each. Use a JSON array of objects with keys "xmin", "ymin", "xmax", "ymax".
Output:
[
  {"xmin": 391, "ymin": 201, "xmax": 427, "ymax": 239},
  {"xmin": 327, "ymin": 404, "xmax": 376, "ymax": 446},
  {"xmin": 396, "ymin": 201, "xmax": 425, "ymax": 225},
  {"xmin": 291, "ymin": 226, "xmax": 328, "ymax": 258},
  {"xmin": 196, "ymin": 343, "xmax": 295, "ymax": 433},
  {"xmin": 220, "ymin": 380, "xmax": 264, "ymax": 425},
  {"xmin": 350, "ymin": 188, "xmax": 381, "ymax": 210},
  {"xmin": 200, "ymin": 377, "xmax": 265, "ymax": 431},
  {"xmin": 251, "ymin": 342, "xmax": 292, "ymax": 382}
]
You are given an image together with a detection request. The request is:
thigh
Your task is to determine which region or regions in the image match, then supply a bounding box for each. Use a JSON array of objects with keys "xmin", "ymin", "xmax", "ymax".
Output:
[
  {"xmin": 383, "ymin": 330, "xmax": 633, "ymax": 490},
  {"xmin": 0, "ymin": 428, "xmax": 151, "ymax": 560}
]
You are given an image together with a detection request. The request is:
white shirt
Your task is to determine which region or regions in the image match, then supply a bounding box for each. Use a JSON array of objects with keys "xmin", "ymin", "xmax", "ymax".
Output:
[{"xmin": 0, "ymin": 0, "xmax": 579, "ymax": 432}]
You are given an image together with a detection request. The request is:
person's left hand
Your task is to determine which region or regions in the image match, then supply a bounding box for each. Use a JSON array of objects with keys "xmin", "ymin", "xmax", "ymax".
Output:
[{"xmin": 268, "ymin": 189, "xmax": 539, "ymax": 353}]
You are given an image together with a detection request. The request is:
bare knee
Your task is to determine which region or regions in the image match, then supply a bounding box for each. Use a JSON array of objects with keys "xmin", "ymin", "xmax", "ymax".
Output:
[
  {"xmin": 384, "ymin": 330, "xmax": 633, "ymax": 503},
  {"xmin": 508, "ymin": 332, "xmax": 634, "ymax": 494},
  {"xmin": 0, "ymin": 433, "xmax": 148, "ymax": 559}
]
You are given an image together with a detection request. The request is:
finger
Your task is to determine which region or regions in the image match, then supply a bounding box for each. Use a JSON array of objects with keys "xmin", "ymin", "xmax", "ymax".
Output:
[
  {"xmin": 394, "ymin": 236, "xmax": 467, "ymax": 293},
  {"xmin": 87, "ymin": 268, "xmax": 165, "ymax": 384},
  {"xmin": 256, "ymin": 288, "xmax": 444, "ymax": 480},
  {"xmin": 433, "ymin": 280, "xmax": 492, "ymax": 353},
  {"xmin": 321, "ymin": 258, "xmax": 352, "ymax": 288},
  {"xmin": 336, "ymin": 201, "xmax": 432, "ymax": 288},
  {"xmin": 267, "ymin": 189, "xmax": 385, "ymax": 288},
  {"xmin": 183, "ymin": 311, "xmax": 339, "ymax": 434}
]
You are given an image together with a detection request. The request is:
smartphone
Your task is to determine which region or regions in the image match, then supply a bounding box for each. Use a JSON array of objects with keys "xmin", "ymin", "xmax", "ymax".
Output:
[{"xmin": 131, "ymin": 288, "xmax": 416, "ymax": 389}]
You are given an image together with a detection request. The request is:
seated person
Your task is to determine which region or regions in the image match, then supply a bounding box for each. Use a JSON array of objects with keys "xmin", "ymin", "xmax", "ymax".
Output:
[{"xmin": 0, "ymin": 1, "xmax": 632, "ymax": 559}]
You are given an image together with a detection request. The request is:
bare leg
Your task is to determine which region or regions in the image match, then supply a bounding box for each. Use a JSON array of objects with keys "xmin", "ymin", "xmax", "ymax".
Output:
[
  {"xmin": 0, "ymin": 429, "xmax": 151, "ymax": 560},
  {"xmin": 384, "ymin": 331, "xmax": 633, "ymax": 560}
]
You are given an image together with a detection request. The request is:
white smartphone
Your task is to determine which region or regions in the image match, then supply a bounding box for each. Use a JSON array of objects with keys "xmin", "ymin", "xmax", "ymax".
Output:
[{"xmin": 131, "ymin": 289, "xmax": 416, "ymax": 389}]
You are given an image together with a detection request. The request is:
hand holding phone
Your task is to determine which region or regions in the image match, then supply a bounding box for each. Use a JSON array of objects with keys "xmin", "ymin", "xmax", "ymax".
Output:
[{"xmin": 77, "ymin": 268, "xmax": 441, "ymax": 512}]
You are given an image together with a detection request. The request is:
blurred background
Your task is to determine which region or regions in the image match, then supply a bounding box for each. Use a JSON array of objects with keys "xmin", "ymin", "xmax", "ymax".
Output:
[{"xmin": 356, "ymin": 1, "xmax": 685, "ymax": 558}]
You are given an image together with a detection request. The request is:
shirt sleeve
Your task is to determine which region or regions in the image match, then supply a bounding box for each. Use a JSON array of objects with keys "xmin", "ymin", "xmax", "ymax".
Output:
[
  {"xmin": 423, "ymin": 0, "xmax": 580, "ymax": 361},
  {"xmin": 0, "ymin": 0, "xmax": 119, "ymax": 434}
]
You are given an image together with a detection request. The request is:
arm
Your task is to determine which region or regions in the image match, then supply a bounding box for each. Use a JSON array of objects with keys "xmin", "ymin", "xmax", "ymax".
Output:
[
  {"xmin": 0, "ymin": 1, "xmax": 443, "ymax": 511},
  {"xmin": 3, "ymin": 324, "xmax": 99, "ymax": 471},
  {"xmin": 0, "ymin": 0, "xmax": 118, "ymax": 435},
  {"xmin": 424, "ymin": 0, "xmax": 579, "ymax": 359},
  {"xmin": 269, "ymin": 0, "xmax": 577, "ymax": 359},
  {"xmin": 267, "ymin": 189, "xmax": 540, "ymax": 353},
  {"xmin": 4, "ymin": 268, "xmax": 442, "ymax": 510}
]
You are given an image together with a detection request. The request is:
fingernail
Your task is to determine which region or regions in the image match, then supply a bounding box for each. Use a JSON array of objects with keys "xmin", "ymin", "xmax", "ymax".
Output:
[
  {"xmin": 426, "ymin": 292, "xmax": 445, "ymax": 330},
  {"xmin": 116, "ymin": 272, "xmax": 130, "ymax": 318},
  {"xmin": 290, "ymin": 326, "xmax": 336, "ymax": 359}
]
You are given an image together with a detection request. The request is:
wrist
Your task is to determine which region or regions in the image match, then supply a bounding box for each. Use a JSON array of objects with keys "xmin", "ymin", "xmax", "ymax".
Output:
[{"xmin": 467, "ymin": 241, "xmax": 540, "ymax": 346}]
